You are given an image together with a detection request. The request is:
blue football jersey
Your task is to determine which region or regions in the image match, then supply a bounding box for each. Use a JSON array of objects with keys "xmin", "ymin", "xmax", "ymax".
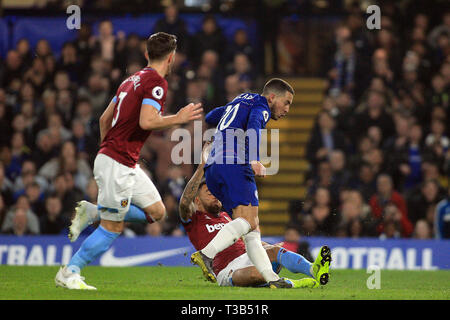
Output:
[{"xmin": 205, "ymin": 93, "xmax": 271, "ymax": 166}]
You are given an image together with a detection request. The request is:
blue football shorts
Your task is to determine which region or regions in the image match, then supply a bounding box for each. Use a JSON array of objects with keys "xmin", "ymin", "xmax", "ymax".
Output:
[{"xmin": 204, "ymin": 163, "xmax": 259, "ymax": 215}]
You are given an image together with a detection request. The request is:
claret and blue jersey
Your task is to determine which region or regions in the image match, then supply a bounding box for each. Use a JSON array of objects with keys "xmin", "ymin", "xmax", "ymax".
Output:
[{"xmin": 203, "ymin": 92, "xmax": 271, "ymax": 215}]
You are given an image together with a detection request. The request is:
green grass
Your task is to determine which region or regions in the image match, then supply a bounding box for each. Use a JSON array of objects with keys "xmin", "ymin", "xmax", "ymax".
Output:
[{"xmin": 0, "ymin": 266, "xmax": 449, "ymax": 300}]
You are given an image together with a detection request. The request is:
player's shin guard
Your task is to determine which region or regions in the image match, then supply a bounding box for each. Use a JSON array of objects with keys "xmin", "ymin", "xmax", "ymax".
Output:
[
  {"xmin": 201, "ymin": 217, "xmax": 251, "ymax": 259},
  {"xmin": 243, "ymin": 231, "xmax": 280, "ymax": 282},
  {"xmin": 67, "ymin": 225, "xmax": 120, "ymax": 273},
  {"xmin": 277, "ymin": 248, "xmax": 313, "ymax": 277}
]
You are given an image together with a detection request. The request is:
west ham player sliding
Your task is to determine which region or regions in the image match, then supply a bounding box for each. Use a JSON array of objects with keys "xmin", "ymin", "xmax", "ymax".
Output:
[
  {"xmin": 180, "ymin": 143, "xmax": 328, "ymax": 288},
  {"xmin": 191, "ymin": 79, "xmax": 332, "ymax": 288},
  {"xmin": 55, "ymin": 32, "xmax": 203, "ymax": 290}
]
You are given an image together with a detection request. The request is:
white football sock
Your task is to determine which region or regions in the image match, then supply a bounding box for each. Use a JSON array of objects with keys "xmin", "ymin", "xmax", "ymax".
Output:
[
  {"xmin": 243, "ymin": 230, "xmax": 280, "ymax": 282},
  {"xmin": 201, "ymin": 217, "xmax": 251, "ymax": 259}
]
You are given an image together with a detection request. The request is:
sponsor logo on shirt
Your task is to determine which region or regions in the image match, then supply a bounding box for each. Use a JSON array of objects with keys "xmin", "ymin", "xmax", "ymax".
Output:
[{"xmin": 205, "ymin": 223, "xmax": 226, "ymax": 233}]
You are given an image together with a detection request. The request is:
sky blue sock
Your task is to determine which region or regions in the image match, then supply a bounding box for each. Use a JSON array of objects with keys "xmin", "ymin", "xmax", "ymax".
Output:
[
  {"xmin": 277, "ymin": 248, "xmax": 313, "ymax": 277},
  {"xmin": 68, "ymin": 225, "xmax": 120, "ymax": 273},
  {"xmin": 124, "ymin": 204, "xmax": 148, "ymax": 223}
]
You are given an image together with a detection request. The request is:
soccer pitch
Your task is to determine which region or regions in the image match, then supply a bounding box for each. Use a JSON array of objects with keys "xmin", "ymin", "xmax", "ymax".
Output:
[{"xmin": 0, "ymin": 266, "xmax": 449, "ymax": 300}]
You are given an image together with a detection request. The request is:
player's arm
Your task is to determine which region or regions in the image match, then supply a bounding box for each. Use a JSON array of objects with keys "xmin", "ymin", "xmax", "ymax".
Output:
[
  {"xmin": 205, "ymin": 106, "xmax": 226, "ymax": 127},
  {"xmin": 179, "ymin": 142, "xmax": 211, "ymax": 222},
  {"xmin": 247, "ymin": 106, "xmax": 268, "ymax": 177},
  {"xmin": 99, "ymin": 96, "xmax": 117, "ymax": 143},
  {"xmin": 139, "ymin": 102, "xmax": 203, "ymax": 130}
]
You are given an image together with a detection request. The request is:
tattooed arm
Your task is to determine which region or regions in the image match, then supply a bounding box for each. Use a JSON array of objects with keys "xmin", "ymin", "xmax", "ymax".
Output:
[{"xmin": 179, "ymin": 142, "xmax": 211, "ymax": 222}]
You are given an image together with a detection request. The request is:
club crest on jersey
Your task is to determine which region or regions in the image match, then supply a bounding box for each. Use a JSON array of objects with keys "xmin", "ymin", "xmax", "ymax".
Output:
[
  {"xmin": 262, "ymin": 111, "xmax": 269, "ymax": 122},
  {"xmin": 152, "ymin": 86, "xmax": 164, "ymax": 100},
  {"xmin": 120, "ymin": 199, "xmax": 129, "ymax": 208}
]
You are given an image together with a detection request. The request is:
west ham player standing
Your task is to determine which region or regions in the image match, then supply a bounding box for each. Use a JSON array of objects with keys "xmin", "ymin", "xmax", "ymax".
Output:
[
  {"xmin": 191, "ymin": 79, "xmax": 332, "ymax": 288},
  {"xmin": 55, "ymin": 32, "xmax": 203, "ymax": 290}
]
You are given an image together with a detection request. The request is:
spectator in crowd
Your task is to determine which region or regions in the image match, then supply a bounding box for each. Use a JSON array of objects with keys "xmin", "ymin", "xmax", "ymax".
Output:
[
  {"xmin": 0, "ymin": 195, "xmax": 6, "ymax": 230},
  {"xmin": 70, "ymin": 118, "xmax": 98, "ymax": 166},
  {"xmin": 435, "ymin": 188, "xmax": 450, "ymax": 239},
  {"xmin": 281, "ymin": 224, "xmax": 313, "ymax": 262},
  {"xmin": 339, "ymin": 189, "xmax": 376, "ymax": 237},
  {"xmin": 369, "ymin": 174, "xmax": 413, "ymax": 237},
  {"xmin": 92, "ymin": 20, "xmax": 117, "ymax": 63},
  {"xmin": 24, "ymin": 182, "xmax": 46, "ymax": 218},
  {"xmin": 2, "ymin": 50, "xmax": 23, "ymax": 87},
  {"xmin": 114, "ymin": 33, "xmax": 146, "ymax": 72},
  {"xmin": 31, "ymin": 131, "xmax": 58, "ymax": 170},
  {"xmin": 153, "ymin": 4, "xmax": 189, "ymax": 54},
  {"xmin": 378, "ymin": 203, "xmax": 403, "ymax": 239},
  {"xmin": 229, "ymin": 53, "xmax": 255, "ymax": 92},
  {"xmin": 306, "ymin": 110, "xmax": 347, "ymax": 170},
  {"xmin": 412, "ymin": 219, "xmax": 432, "ymax": 239},
  {"xmin": 348, "ymin": 161, "xmax": 377, "ymax": 203},
  {"xmin": 407, "ymin": 179, "xmax": 446, "ymax": 225},
  {"xmin": 77, "ymin": 72, "xmax": 109, "ymax": 118},
  {"xmin": 1, "ymin": 207, "xmax": 36, "ymax": 236},
  {"xmin": 329, "ymin": 150, "xmax": 352, "ymax": 192},
  {"xmin": 225, "ymin": 29, "xmax": 255, "ymax": 71},
  {"xmin": 35, "ymin": 39, "xmax": 52, "ymax": 59},
  {"xmin": 13, "ymin": 160, "xmax": 48, "ymax": 194},
  {"xmin": 16, "ymin": 38, "xmax": 33, "ymax": 70},
  {"xmin": 1, "ymin": 195, "xmax": 39, "ymax": 234},
  {"xmin": 0, "ymin": 160, "xmax": 14, "ymax": 206},
  {"xmin": 39, "ymin": 140, "xmax": 92, "ymax": 190},
  {"xmin": 353, "ymin": 90, "xmax": 395, "ymax": 145},
  {"xmin": 395, "ymin": 123, "xmax": 431, "ymax": 190},
  {"xmin": 190, "ymin": 15, "xmax": 226, "ymax": 67},
  {"xmin": 304, "ymin": 187, "xmax": 337, "ymax": 236},
  {"xmin": 39, "ymin": 194, "xmax": 69, "ymax": 235}
]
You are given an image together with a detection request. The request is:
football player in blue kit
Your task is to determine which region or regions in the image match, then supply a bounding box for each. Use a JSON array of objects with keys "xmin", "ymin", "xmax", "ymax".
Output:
[{"xmin": 191, "ymin": 78, "xmax": 332, "ymax": 288}]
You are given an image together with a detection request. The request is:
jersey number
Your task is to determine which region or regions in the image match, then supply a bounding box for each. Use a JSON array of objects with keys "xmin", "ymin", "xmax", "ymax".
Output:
[
  {"xmin": 112, "ymin": 91, "xmax": 127, "ymax": 127},
  {"xmin": 217, "ymin": 103, "xmax": 240, "ymax": 131}
]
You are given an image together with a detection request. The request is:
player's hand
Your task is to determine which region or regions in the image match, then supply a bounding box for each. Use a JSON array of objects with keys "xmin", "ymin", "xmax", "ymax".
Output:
[
  {"xmin": 251, "ymin": 160, "xmax": 266, "ymax": 178},
  {"xmin": 201, "ymin": 141, "xmax": 212, "ymax": 165},
  {"xmin": 177, "ymin": 103, "xmax": 203, "ymax": 123}
]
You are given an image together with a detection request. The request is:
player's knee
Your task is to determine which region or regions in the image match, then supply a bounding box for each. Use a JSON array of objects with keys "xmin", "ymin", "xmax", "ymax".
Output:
[
  {"xmin": 245, "ymin": 217, "xmax": 259, "ymax": 231},
  {"xmin": 146, "ymin": 202, "xmax": 166, "ymax": 221},
  {"xmin": 100, "ymin": 220, "xmax": 124, "ymax": 233},
  {"xmin": 249, "ymin": 270, "xmax": 265, "ymax": 285}
]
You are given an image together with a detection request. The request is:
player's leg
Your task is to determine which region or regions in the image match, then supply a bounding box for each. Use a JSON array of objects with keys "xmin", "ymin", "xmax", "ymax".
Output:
[
  {"xmin": 192, "ymin": 164, "xmax": 252, "ymax": 281},
  {"xmin": 266, "ymin": 244, "xmax": 331, "ymax": 285},
  {"xmin": 230, "ymin": 266, "xmax": 266, "ymax": 287},
  {"xmin": 56, "ymin": 154, "xmax": 133, "ymax": 289},
  {"xmin": 130, "ymin": 164, "xmax": 166, "ymax": 223},
  {"xmin": 265, "ymin": 245, "xmax": 313, "ymax": 277},
  {"xmin": 216, "ymin": 252, "xmax": 317, "ymax": 288},
  {"xmin": 231, "ymin": 204, "xmax": 282, "ymax": 284},
  {"xmin": 231, "ymin": 266, "xmax": 318, "ymax": 288},
  {"xmin": 198, "ymin": 164, "xmax": 252, "ymax": 260},
  {"xmin": 69, "ymin": 165, "xmax": 165, "ymax": 243}
]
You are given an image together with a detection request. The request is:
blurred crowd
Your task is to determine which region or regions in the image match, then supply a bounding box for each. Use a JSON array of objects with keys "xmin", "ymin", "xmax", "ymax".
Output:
[
  {"xmin": 0, "ymin": 5, "xmax": 259, "ymax": 237},
  {"xmin": 288, "ymin": 6, "xmax": 450, "ymax": 240},
  {"xmin": 1, "ymin": 2, "xmax": 449, "ymax": 241}
]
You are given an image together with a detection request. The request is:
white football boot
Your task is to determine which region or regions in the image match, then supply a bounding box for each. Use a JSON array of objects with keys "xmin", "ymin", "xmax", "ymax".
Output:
[
  {"xmin": 55, "ymin": 266, "xmax": 97, "ymax": 290},
  {"xmin": 68, "ymin": 201, "xmax": 98, "ymax": 242}
]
